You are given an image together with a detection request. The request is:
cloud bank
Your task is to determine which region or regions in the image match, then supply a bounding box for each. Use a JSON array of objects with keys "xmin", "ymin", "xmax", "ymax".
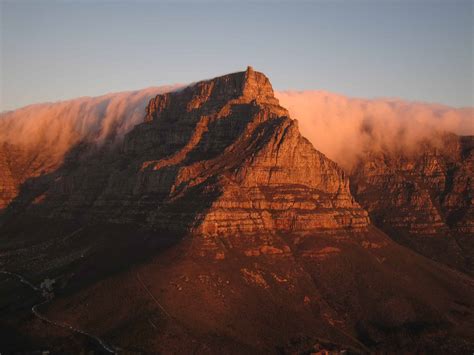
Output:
[
  {"xmin": 1, "ymin": 86, "xmax": 472, "ymax": 172},
  {"xmin": 0, "ymin": 85, "xmax": 181, "ymax": 164},
  {"xmin": 276, "ymin": 91, "xmax": 473, "ymax": 169}
]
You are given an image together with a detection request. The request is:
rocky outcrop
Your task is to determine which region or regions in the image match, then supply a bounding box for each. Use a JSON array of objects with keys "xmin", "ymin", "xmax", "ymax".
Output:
[
  {"xmin": 350, "ymin": 134, "xmax": 474, "ymax": 272},
  {"xmin": 8, "ymin": 67, "xmax": 369, "ymax": 238}
]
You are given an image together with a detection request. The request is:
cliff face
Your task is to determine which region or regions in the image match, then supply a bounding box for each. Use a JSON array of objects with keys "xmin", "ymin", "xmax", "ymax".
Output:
[
  {"xmin": 0, "ymin": 142, "xmax": 63, "ymax": 211},
  {"xmin": 0, "ymin": 144, "xmax": 18, "ymax": 210},
  {"xmin": 8, "ymin": 67, "xmax": 369, "ymax": 238},
  {"xmin": 350, "ymin": 134, "xmax": 474, "ymax": 272}
]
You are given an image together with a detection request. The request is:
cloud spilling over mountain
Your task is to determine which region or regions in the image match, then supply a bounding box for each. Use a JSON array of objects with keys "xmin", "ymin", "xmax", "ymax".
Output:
[
  {"xmin": 276, "ymin": 91, "xmax": 473, "ymax": 169},
  {"xmin": 1, "ymin": 86, "xmax": 472, "ymax": 170},
  {"xmin": 0, "ymin": 85, "xmax": 181, "ymax": 163}
]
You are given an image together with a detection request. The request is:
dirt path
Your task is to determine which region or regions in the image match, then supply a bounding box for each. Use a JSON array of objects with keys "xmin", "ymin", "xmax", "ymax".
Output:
[{"xmin": 136, "ymin": 271, "xmax": 171, "ymax": 318}]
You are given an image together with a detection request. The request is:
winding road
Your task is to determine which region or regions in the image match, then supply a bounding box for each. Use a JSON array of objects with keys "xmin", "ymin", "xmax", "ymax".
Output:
[{"xmin": 0, "ymin": 270, "xmax": 119, "ymax": 354}]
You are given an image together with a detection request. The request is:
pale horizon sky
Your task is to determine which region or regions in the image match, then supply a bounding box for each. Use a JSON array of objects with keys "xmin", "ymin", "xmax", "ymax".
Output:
[{"xmin": 1, "ymin": 0, "xmax": 473, "ymax": 111}]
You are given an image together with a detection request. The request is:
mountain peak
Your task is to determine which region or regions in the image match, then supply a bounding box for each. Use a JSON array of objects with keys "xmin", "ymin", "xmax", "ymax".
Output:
[
  {"xmin": 241, "ymin": 66, "xmax": 278, "ymax": 104},
  {"xmin": 144, "ymin": 67, "xmax": 281, "ymax": 123}
]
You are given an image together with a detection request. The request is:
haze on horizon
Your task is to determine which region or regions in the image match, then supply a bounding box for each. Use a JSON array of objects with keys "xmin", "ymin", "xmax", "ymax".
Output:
[{"xmin": 1, "ymin": 0, "xmax": 473, "ymax": 111}]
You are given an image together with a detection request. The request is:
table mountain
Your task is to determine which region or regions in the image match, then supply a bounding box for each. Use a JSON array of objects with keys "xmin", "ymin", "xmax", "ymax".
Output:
[{"xmin": 1, "ymin": 68, "xmax": 473, "ymax": 353}]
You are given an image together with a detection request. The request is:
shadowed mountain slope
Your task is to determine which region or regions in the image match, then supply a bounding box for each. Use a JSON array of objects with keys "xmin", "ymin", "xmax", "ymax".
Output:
[{"xmin": 350, "ymin": 134, "xmax": 473, "ymax": 273}]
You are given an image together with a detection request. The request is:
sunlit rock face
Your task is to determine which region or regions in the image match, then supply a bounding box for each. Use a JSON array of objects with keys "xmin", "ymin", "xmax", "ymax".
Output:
[
  {"xmin": 0, "ymin": 143, "xmax": 19, "ymax": 210},
  {"xmin": 6, "ymin": 67, "xmax": 369, "ymax": 239}
]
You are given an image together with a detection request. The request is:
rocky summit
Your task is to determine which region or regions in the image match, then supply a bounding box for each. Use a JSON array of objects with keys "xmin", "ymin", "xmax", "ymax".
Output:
[{"xmin": 1, "ymin": 68, "xmax": 474, "ymax": 353}]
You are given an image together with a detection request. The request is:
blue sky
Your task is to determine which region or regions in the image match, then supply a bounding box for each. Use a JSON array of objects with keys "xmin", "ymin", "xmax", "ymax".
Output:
[{"xmin": 1, "ymin": 0, "xmax": 472, "ymax": 111}]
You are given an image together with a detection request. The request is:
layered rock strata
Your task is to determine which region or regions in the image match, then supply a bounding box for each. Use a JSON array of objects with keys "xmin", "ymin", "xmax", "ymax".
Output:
[
  {"xmin": 8, "ymin": 67, "xmax": 369, "ymax": 238},
  {"xmin": 350, "ymin": 134, "xmax": 473, "ymax": 271}
]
